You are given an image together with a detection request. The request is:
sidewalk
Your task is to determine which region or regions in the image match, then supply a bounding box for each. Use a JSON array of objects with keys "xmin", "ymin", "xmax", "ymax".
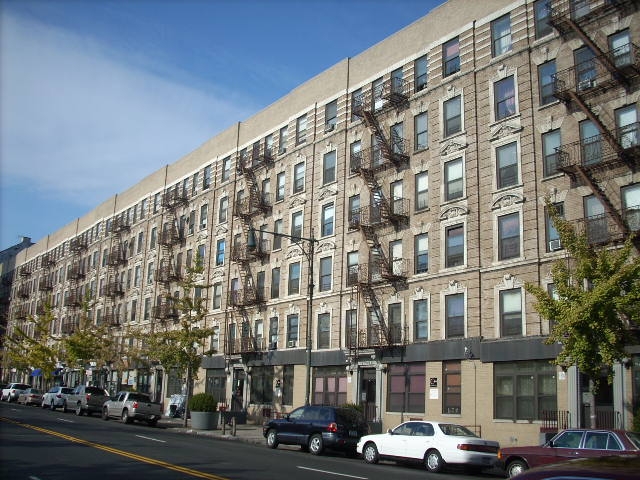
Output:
[{"xmin": 159, "ymin": 416, "xmax": 266, "ymax": 445}]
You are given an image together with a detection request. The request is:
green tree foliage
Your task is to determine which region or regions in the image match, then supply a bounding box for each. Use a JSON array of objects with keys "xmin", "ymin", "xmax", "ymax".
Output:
[
  {"xmin": 526, "ymin": 205, "xmax": 640, "ymax": 389},
  {"xmin": 136, "ymin": 255, "xmax": 215, "ymax": 425}
]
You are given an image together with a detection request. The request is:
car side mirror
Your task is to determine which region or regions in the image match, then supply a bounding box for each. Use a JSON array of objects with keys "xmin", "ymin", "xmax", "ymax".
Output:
[
  {"xmin": 546, "ymin": 440, "xmax": 555, "ymax": 448},
  {"xmin": 387, "ymin": 428, "xmax": 393, "ymax": 434}
]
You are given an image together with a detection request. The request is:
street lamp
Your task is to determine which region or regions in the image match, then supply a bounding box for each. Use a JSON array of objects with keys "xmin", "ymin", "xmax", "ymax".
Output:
[{"xmin": 247, "ymin": 226, "xmax": 318, "ymax": 406}]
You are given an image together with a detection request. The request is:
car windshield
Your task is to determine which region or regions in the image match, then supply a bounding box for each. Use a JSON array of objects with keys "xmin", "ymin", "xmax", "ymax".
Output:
[
  {"xmin": 438, "ymin": 423, "xmax": 478, "ymax": 437},
  {"xmin": 128, "ymin": 393, "xmax": 150, "ymax": 402},
  {"xmin": 29, "ymin": 389, "xmax": 41, "ymax": 394},
  {"xmin": 86, "ymin": 387, "xmax": 105, "ymax": 395},
  {"xmin": 61, "ymin": 388, "xmax": 74, "ymax": 394},
  {"xmin": 626, "ymin": 431, "xmax": 640, "ymax": 449},
  {"xmin": 15, "ymin": 384, "xmax": 31, "ymax": 390}
]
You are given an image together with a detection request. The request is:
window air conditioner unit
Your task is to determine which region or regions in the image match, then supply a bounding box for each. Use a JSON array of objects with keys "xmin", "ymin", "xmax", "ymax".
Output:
[
  {"xmin": 549, "ymin": 239, "xmax": 562, "ymax": 251},
  {"xmin": 278, "ymin": 147, "xmax": 287, "ymax": 154},
  {"xmin": 325, "ymin": 123, "xmax": 335, "ymax": 133},
  {"xmin": 577, "ymin": 78, "xmax": 595, "ymax": 92},
  {"xmin": 269, "ymin": 341, "xmax": 278, "ymax": 350},
  {"xmin": 287, "ymin": 340, "xmax": 297, "ymax": 348}
]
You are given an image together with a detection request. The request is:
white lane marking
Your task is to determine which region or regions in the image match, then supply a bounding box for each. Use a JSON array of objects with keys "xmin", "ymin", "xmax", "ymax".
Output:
[
  {"xmin": 135, "ymin": 434, "xmax": 166, "ymax": 443},
  {"xmin": 297, "ymin": 466, "xmax": 367, "ymax": 479},
  {"xmin": 29, "ymin": 476, "xmax": 42, "ymax": 480},
  {"xmin": 57, "ymin": 418, "xmax": 74, "ymax": 423}
]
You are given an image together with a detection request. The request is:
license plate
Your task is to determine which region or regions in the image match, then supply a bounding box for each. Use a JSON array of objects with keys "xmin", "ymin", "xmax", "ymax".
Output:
[{"xmin": 349, "ymin": 430, "xmax": 358, "ymax": 437}]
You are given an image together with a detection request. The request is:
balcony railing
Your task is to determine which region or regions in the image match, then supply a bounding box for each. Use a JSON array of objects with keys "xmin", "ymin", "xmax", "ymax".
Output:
[
  {"xmin": 227, "ymin": 336, "xmax": 267, "ymax": 355},
  {"xmin": 230, "ymin": 240, "xmax": 270, "ymax": 262},
  {"xmin": 106, "ymin": 247, "xmax": 127, "ymax": 266},
  {"xmin": 349, "ymin": 141, "xmax": 409, "ymax": 175},
  {"xmin": 161, "ymin": 188, "xmax": 189, "ymax": 209},
  {"xmin": 40, "ymin": 254, "xmax": 56, "ymax": 268},
  {"xmin": 228, "ymin": 287, "xmax": 266, "ymax": 307},
  {"xmin": 153, "ymin": 303, "xmax": 178, "ymax": 320},
  {"xmin": 238, "ymin": 145, "xmax": 275, "ymax": 173},
  {"xmin": 556, "ymin": 133, "xmax": 633, "ymax": 174},
  {"xmin": 548, "ymin": 0, "xmax": 635, "ymax": 36},
  {"xmin": 17, "ymin": 284, "xmax": 30, "ymax": 298},
  {"xmin": 61, "ymin": 320, "xmax": 80, "ymax": 334},
  {"xmin": 157, "ymin": 264, "xmax": 181, "ymax": 284},
  {"xmin": 103, "ymin": 313, "xmax": 121, "ymax": 327},
  {"xmin": 348, "ymin": 260, "xmax": 409, "ymax": 286},
  {"xmin": 38, "ymin": 278, "xmax": 54, "ymax": 291},
  {"xmin": 110, "ymin": 217, "xmax": 131, "ymax": 234},
  {"xmin": 352, "ymin": 77, "xmax": 411, "ymax": 118},
  {"xmin": 347, "ymin": 324, "xmax": 408, "ymax": 349},
  {"xmin": 64, "ymin": 291, "xmax": 83, "ymax": 307},
  {"xmin": 68, "ymin": 263, "xmax": 85, "ymax": 280},
  {"xmin": 574, "ymin": 213, "xmax": 627, "ymax": 245},
  {"xmin": 158, "ymin": 227, "xmax": 184, "ymax": 247},
  {"xmin": 105, "ymin": 281, "xmax": 124, "ymax": 297},
  {"xmin": 69, "ymin": 237, "xmax": 88, "ymax": 252}
]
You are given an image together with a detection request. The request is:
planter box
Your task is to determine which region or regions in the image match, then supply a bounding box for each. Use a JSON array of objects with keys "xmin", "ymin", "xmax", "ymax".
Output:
[{"xmin": 191, "ymin": 411, "xmax": 219, "ymax": 430}]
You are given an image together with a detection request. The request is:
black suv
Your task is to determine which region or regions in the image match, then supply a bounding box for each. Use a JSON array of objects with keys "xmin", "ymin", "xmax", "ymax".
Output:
[{"xmin": 263, "ymin": 405, "xmax": 368, "ymax": 455}]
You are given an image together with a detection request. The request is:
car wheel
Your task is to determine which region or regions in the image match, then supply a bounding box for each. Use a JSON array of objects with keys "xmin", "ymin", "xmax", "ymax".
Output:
[
  {"xmin": 308, "ymin": 434, "xmax": 324, "ymax": 455},
  {"xmin": 363, "ymin": 442, "xmax": 379, "ymax": 464},
  {"xmin": 75, "ymin": 404, "xmax": 83, "ymax": 416},
  {"xmin": 50, "ymin": 400, "xmax": 56, "ymax": 411},
  {"xmin": 121, "ymin": 409, "xmax": 132, "ymax": 424},
  {"xmin": 507, "ymin": 459, "xmax": 528, "ymax": 478},
  {"xmin": 425, "ymin": 449, "xmax": 444, "ymax": 473},
  {"xmin": 62, "ymin": 401, "xmax": 68, "ymax": 413},
  {"xmin": 102, "ymin": 407, "xmax": 109, "ymax": 421},
  {"xmin": 147, "ymin": 419, "xmax": 158, "ymax": 427},
  {"xmin": 266, "ymin": 429, "xmax": 279, "ymax": 449}
]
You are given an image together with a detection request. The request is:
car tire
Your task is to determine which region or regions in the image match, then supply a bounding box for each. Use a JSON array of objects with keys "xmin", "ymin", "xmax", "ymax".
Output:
[
  {"xmin": 102, "ymin": 407, "xmax": 109, "ymax": 421},
  {"xmin": 363, "ymin": 442, "xmax": 379, "ymax": 464},
  {"xmin": 62, "ymin": 401, "xmax": 68, "ymax": 413},
  {"xmin": 50, "ymin": 400, "xmax": 56, "ymax": 411},
  {"xmin": 121, "ymin": 409, "xmax": 132, "ymax": 424},
  {"xmin": 266, "ymin": 429, "xmax": 279, "ymax": 449},
  {"xmin": 147, "ymin": 419, "xmax": 158, "ymax": 427},
  {"xmin": 425, "ymin": 449, "xmax": 445, "ymax": 473},
  {"xmin": 309, "ymin": 434, "xmax": 324, "ymax": 455},
  {"xmin": 507, "ymin": 459, "xmax": 528, "ymax": 478},
  {"xmin": 75, "ymin": 404, "xmax": 83, "ymax": 416}
]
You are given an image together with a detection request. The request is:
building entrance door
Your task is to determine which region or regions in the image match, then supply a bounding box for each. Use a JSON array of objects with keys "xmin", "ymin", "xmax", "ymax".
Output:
[{"xmin": 359, "ymin": 368, "xmax": 377, "ymax": 422}]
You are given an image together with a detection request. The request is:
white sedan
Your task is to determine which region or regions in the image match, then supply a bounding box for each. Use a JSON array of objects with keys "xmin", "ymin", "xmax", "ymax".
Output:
[{"xmin": 356, "ymin": 420, "xmax": 499, "ymax": 473}]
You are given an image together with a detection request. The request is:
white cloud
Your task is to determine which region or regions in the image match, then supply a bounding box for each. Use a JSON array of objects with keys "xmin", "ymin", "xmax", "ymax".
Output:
[{"xmin": 0, "ymin": 12, "xmax": 254, "ymax": 207}]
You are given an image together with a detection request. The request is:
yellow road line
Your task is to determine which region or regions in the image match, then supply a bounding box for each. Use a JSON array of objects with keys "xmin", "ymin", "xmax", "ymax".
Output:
[{"xmin": 1, "ymin": 416, "xmax": 229, "ymax": 480}]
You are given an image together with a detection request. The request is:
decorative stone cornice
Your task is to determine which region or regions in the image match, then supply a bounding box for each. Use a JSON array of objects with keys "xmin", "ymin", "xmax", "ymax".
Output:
[{"xmin": 439, "ymin": 205, "xmax": 469, "ymax": 221}]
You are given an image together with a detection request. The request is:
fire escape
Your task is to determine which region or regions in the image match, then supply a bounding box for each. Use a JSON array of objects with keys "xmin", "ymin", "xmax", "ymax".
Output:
[
  {"xmin": 104, "ymin": 216, "xmax": 128, "ymax": 327},
  {"xmin": 348, "ymin": 76, "xmax": 411, "ymax": 352},
  {"xmin": 36, "ymin": 252, "xmax": 56, "ymax": 316},
  {"xmin": 226, "ymin": 144, "xmax": 273, "ymax": 357},
  {"xmin": 549, "ymin": 0, "xmax": 640, "ymax": 249},
  {"xmin": 153, "ymin": 186, "xmax": 187, "ymax": 322},
  {"xmin": 14, "ymin": 264, "xmax": 33, "ymax": 321}
]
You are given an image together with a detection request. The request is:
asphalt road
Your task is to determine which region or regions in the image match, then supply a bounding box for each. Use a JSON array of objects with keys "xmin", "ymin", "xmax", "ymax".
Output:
[{"xmin": 0, "ymin": 402, "xmax": 504, "ymax": 480}]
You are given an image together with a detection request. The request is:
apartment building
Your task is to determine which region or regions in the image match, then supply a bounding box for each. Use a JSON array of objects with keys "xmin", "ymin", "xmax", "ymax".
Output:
[{"xmin": 4, "ymin": 0, "xmax": 639, "ymax": 445}]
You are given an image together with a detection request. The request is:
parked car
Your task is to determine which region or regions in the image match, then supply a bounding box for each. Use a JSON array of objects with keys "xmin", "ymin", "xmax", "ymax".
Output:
[
  {"xmin": 66, "ymin": 385, "xmax": 109, "ymax": 416},
  {"xmin": 498, "ymin": 428, "xmax": 640, "ymax": 478},
  {"xmin": 42, "ymin": 386, "xmax": 75, "ymax": 411},
  {"xmin": 102, "ymin": 391, "xmax": 163, "ymax": 426},
  {"xmin": 1, "ymin": 383, "xmax": 31, "ymax": 402},
  {"xmin": 509, "ymin": 455, "xmax": 640, "ymax": 480},
  {"xmin": 356, "ymin": 420, "xmax": 499, "ymax": 473},
  {"xmin": 17, "ymin": 388, "xmax": 43, "ymax": 406},
  {"xmin": 263, "ymin": 405, "xmax": 369, "ymax": 455}
]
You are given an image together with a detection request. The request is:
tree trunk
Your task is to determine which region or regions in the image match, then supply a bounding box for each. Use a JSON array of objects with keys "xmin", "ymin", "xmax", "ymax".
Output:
[{"xmin": 182, "ymin": 365, "xmax": 191, "ymax": 428}]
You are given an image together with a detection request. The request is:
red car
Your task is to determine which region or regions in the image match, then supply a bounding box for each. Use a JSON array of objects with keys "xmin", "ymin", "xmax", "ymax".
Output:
[
  {"xmin": 510, "ymin": 455, "xmax": 640, "ymax": 480},
  {"xmin": 498, "ymin": 428, "xmax": 640, "ymax": 478}
]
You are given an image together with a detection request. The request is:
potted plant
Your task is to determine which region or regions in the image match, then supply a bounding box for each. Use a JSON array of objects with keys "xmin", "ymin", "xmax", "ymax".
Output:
[{"xmin": 189, "ymin": 392, "xmax": 218, "ymax": 430}]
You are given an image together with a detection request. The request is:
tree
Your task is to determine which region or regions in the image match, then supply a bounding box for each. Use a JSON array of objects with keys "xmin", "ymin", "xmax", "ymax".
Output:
[
  {"xmin": 136, "ymin": 255, "xmax": 215, "ymax": 427},
  {"xmin": 526, "ymin": 204, "xmax": 640, "ymax": 427}
]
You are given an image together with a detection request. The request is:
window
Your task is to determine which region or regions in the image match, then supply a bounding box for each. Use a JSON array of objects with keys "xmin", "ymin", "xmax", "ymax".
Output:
[
  {"xmin": 610, "ymin": 29, "xmax": 631, "ymax": 68},
  {"xmin": 140, "ymin": 199, "xmax": 147, "ymax": 218},
  {"xmin": 346, "ymin": 251, "xmax": 359, "ymax": 287},
  {"xmin": 388, "ymin": 303, "xmax": 402, "ymax": 343},
  {"xmin": 325, "ymin": 100, "xmax": 337, "ymax": 131},
  {"xmin": 546, "ymin": 202, "xmax": 564, "ymax": 251},
  {"xmin": 498, "ymin": 212, "xmax": 520, "ymax": 260},
  {"xmin": 130, "ymin": 299, "xmax": 137, "ymax": 322},
  {"xmin": 323, "ymin": 151, "xmax": 336, "ymax": 184},
  {"xmin": 538, "ymin": 60, "xmax": 556, "ymax": 106},
  {"xmin": 288, "ymin": 262, "xmax": 300, "ymax": 295},
  {"xmin": 192, "ymin": 173, "xmax": 198, "ymax": 196},
  {"xmin": 414, "ymin": 112, "xmax": 428, "ymax": 150},
  {"xmin": 188, "ymin": 210, "xmax": 196, "ymax": 235},
  {"xmin": 293, "ymin": 162, "xmax": 305, "ymax": 193},
  {"xmin": 500, "ymin": 288, "xmax": 523, "ymax": 336},
  {"xmin": 372, "ymin": 77, "xmax": 384, "ymax": 111},
  {"xmin": 348, "ymin": 194, "xmax": 361, "ymax": 229},
  {"xmin": 534, "ymin": 0, "xmax": 552, "ymax": 38},
  {"xmin": 443, "ymin": 95, "xmax": 462, "ymax": 137},
  {"xmin": 134, "ymin": 265, "xmax": 141, "ymax": 287},
  {"xmin": 317, "ymin": 313, "xmax": 330, "ymax": 349},
  {"xmin": 291, "ymin": 211, "xmax": 303, "ymax": 241},
  {"xmin": 286, "ymin": 314, "xmax": 298, "ymax": 346},
  {"xmin": 215, "ymin": 239, "xmax": 225, "ymax": 266},
  {"xmin": 278, "ymin": 125, "xmax": 288, "ymax": 153},
  {"xmin": 150, "ymin": 227, "xmax": 157, "ymax": 249},
  {"xmin": 584, "ymin": 195, "xmax": 607, "ymax": 244},
  {"xmin": 495, "ymin": 76, "xmax": 516, "ymax": 120},
  {"xmin": 445, "ymin": 293, "xmax": 464, "ymax": 338},
  {"xmin": 616, "ymin": 104, "xmax": 638, "ymax": 149},
  {"xmin": 137, "ymin": 232, "xmax": 144, "ymax": 254},
  {"xmin": 269, "ymin": 317, "xmax": 278, "ymax": 350},
  {"xmin": 496, "ymin": 142, "xmax": 518, "ymax": 189},
  {"xmin": 218, "ymin": 196, "xmax": 228, "ymax": 223},
  {"xmin": 261, "ymin": 178, "xmax": 271, "ymax": 205},
  {"xmin": 319, "ymin": 257, "xmax": 332, "ymax": 292},
  {"xmin": 203, "ymin": 165, "xmax": 211, "ymax": 189},
  {"xmin": 221, "ymin": 156, "xmax": 230, "ymax": 182},
  {"xmin": 212, "ymin": 283, "xmax": 222, "ymax": 309},
  {"xmin": 273, "ymin": 219, "xmax": 283, "ymax": 250},
  {"xmin": 580, "ymin": 119, "xmax": 601, "ymax": 166},
  {"xmin": 415, "ymin": 234, "xmax": 429, "ymax": 274},
  {"xmin": 146, "ymin": 262, "xmax": 154, "ymax": 285},
  {"xmin": 443, "ymin": 360, "xmax": 461, "ymax": 414},
  {"xmin": 443, "ymin": 37, "xmax": 460, "ymax": 77},
  {"xmin": 296, "ymin": 114, "xmax": 307, "ymax": 144},
  {"xmin": 250, "ymin": 366, "xmax": 273, "ymax": 404},
  {"xmin": 575, "ymin": 46, "xmax": 596, "ymax": 91},
  {"xmin": 414, "ymin": 299, "xmax": 428, "ymax": 340},
  {"xmin": 199, "ymin": 204, "xmax": 208, "ymax": 230},
  {"xmin": 276, "ymin": 172, "xmax": 285, "ymax": 202},
  {"xmin": 445, "ymin": 224, "xmax": 464, "ymax": 268},
  {"xmin": 387, "ymin": 363, "xmax": 425, "ymax": 413},
  {"xmin": 494, "ymin": 360, "xmax": 557, "ymax": 421},
  {"xmin": 444, "ymin": 157, "xmax": 464, "ymax": 201},
  {"xmin": 543, "ymin": 129, "xmax": 561, "ymax": 176},
  {"xmin": 415, "ymin": 171, "xmax": 429, "ymax": 210},
  {"xmin": 321, "ymin": 203, "xmax": 334, "ymax": 237},
  {"xmin": 622, "ymin": 184, "xmax": 640, "ymax": 232},
  {"xmin": 415, "ymin": 54, "xmax": 428, "ymax": 91},
  {"xmin": 153, "ymin": 193, "xmax": 160, "ymax": 214},
  {"xmin": 351, "ymin": 88, "xmax": 362, "ymax": 121},
  {"xmin": 270, "ymin": 267, "xmax": 280, "ymax": 299},
  {"xmin": 144, "ymin": 298, "xmax": 151, "ymax": 321},
  {"xmin": 312, "ymin": 367, "xmax": 348, "ymax": 406},
  {"xmin": 491, "ymin": 14, "xmax": 512, "ymax": 57},
  {"xmin": 197, "ymin": 243, "xmax": 206, "ymax": 262}
]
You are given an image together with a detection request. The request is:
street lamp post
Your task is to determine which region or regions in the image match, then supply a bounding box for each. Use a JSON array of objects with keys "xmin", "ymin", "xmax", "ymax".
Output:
[{"xmin": 247, "ymin": 226, "xmax": 318, "ymax": 406}]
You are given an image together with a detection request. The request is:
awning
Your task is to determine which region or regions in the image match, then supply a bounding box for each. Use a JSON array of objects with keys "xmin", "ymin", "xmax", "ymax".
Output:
[{"xmin": 31, "ymin": 368, "xmax": 42, "ymax": 377}]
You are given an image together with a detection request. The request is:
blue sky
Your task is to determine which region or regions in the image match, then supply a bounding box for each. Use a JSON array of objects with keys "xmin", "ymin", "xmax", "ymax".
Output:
[{"xmin": 0, "ymin": 0, "xmax": 440, "ymax": 250}]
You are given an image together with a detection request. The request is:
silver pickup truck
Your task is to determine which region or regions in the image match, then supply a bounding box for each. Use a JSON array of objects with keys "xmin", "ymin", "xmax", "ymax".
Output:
[{"xmin": 102, "ymin": 391, "xmax": 162, "ymax": 426}]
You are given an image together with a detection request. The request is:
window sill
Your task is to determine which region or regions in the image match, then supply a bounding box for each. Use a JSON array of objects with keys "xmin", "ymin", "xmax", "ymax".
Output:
[{"xmin": 538, "ymin": 100, "xmax": 561, "ymax": 111}]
